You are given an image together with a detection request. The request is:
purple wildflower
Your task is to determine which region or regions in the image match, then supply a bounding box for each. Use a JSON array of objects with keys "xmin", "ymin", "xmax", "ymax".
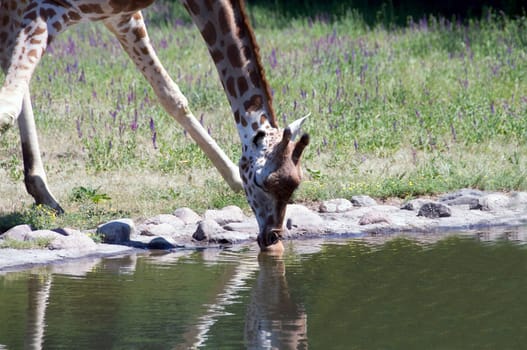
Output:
[
  {"xmin": 130, "ymin": 110, "xmax": 138, "ymax": 131},
  {"xmin": 269, "ymin": 48, "xmax": 278, "ymax": 69},
  {"xmin": 149, "ymin": 117, "xmax": 155, "ymax": 132},
  {"xmin": 78, "ymin": 70, "xmax": 86, "ymax": 83},
  {"xmin": 151, "ymin": 131, "xmax": 157, "ymax": 149},
  {"xmin": 76, "ymin": 118, "xmax": 82, "ymax": 138}
]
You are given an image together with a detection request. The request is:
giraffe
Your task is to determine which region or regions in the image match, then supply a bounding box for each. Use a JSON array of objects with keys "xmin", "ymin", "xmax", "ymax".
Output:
[{"xmin": 0, "ymin": 0, "xmax": 310, "ymax": 251}]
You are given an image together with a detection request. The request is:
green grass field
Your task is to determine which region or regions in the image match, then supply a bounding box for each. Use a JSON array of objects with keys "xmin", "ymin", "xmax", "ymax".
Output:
[{"xmin": 1, "ymin": 5, "xmax": 526, "ymax": 230}]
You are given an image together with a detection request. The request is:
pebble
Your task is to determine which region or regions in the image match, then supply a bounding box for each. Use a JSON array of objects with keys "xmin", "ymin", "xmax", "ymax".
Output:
[
  {"xmin": 351, "ymin": 195, "xmax": 377, "ymax": 207},
  {"xmin": 173, "ymin": 207, "xmax": 202, "ymax": 225},
  {"xmin": 319, "ymin": 198, "xmax": 353, "ymax": 213},
  {"xmin": 96, "ymin": 219, "xmax": 134, "ymax": 244},
  {"xmin": 417, "ymin": 202, "xmax": 452, "ymax": 218},
  {"xmin": 204, "ymin": 205, "xmax": 245, "ymax": 226},
  {"xmin": 359, "ymin": 211, "xmax": 392, "ymax": 225}
]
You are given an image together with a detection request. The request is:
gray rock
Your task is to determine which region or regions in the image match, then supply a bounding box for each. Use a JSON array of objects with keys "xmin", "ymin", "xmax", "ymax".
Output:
[
  {"xmin": 141, "ymin": 223, "xmax": 176, "ymax": 237},
  {"xmin": 358, "ymin": 211, "xmax": 392, "ymax": 225},
  {"xmin": 401, "ymin": 199, "xmax": 429, "ymax": 211},
  {"xmin": 471, "ymin": 193, "xmax": 510, "ymax": 211},
  {"xmin": 441, "ymin": 195, "xmax": 480, "ymax": 206},
  {"xmin": 173, "ymin": 207, "xmax": 202, "ymax": 225},
  {"xmin": 319, "ymin": 198, "xmax": 353, "ymax": 213},
  {"xmin": 147, "ymin": 237, "xmax": 176, "ymax": 250},
  {"xmin": 351, "ymin": 195, "xmax": 377, "ymax": 207},
  {"xmin": 97, "ymin": 219, "xmax": 134, "ymax": 244},
  {"xmin": 144, "ymin": 214, "xmax": 185, "ymax": 229},
  {"xmin": 509, "ymin": 192, "xmax": 527, "ymax": 209},
  {"xmin": 206, "ymin": 231, "xmax": 254, "ymax": 244},
  {"xmin": 27, "ymin": 230, "xmax": 64, "ymax": 241},
  {"xmin": 204, "ymin": 205, "xmax": 245, "ymax": 226},
  {"xmin": 417, "ymin": 202, "xmax": 452, "ymax": 218},
  {"xmin": 439, "ymin": 189, "xmax": 485, "ymax": 202},
  {"xmin": 136, "ymin": 223, "xmax": 155, "ymax": 236},
  {"xmin": 285, "ymin": 204, "xmax": 325, "ymax": 232},
  {"xmin": 2, "ymin": 224, "xmax": 32, "ymax": 241},
  {"xmin": 48, "ymin": 230, "xmax": 97, "ymax": 251},
  {"xmin": 193, "ymin": 219, "xmax": 224, "ymax": 241},
  {"xmin": 224, "ymin": 219, "xmax": 259, "ymax": 233},
  {"xmin": 439, "ymin": 189, "xmax": 485, "ymax": 206}
]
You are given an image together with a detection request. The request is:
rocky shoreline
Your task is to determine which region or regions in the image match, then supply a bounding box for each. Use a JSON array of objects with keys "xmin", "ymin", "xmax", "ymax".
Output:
[{"xmin": 2, "ymin": 189, "xmax": 527, "ymax": 272}]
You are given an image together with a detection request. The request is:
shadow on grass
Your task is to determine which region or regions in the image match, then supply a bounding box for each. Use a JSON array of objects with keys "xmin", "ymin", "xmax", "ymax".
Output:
[{"xmin": 0, "ymin": 212, "xmax": 30, "ymax": 233}]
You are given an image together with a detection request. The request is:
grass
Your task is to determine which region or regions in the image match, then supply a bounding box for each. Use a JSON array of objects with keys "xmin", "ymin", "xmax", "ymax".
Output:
[
  {"xmin": 0, "ymin": 237, "xmax": 54, "ymax": 249},
  {"xmin": 1, "ymin": 5, "xmax": 527, "ymax": 231}
]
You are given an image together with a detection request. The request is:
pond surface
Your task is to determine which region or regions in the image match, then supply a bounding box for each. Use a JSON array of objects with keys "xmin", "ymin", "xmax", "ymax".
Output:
[{"xmin": 2, "ymin": 229, "xmax": 527, "ymax": 349}]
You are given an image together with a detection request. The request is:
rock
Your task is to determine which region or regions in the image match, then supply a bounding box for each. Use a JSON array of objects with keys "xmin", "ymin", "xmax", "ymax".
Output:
[
  {"xmin": 401, "ymin": 199, "xmax": 429, "ymax": 211},
  {"xmin": 193, "ymin": 219, "xmax": 224, "ymax": 241},
  {"xmin": 204, "ymin": 206, "xmax": 245, "ymax": 226},
  {"xmin": 439, "ymin": 189, "xmax": 485, "ymax": 206},
  {"xmin": 48, "ymin": 230, "xmax": 96, "ymax": 251},
  {"xmin": 358, "ymin": 211, "xmax": 392, "ymax": 225},
  {"xmin": 27, "ymin": 230, "xmax": 64, "ymax": 241},
  {"xmin": 351, "ymin": 195, "xmax": 377, "ymax": 207},
  {"xmin": 441, "ymin": 195, "xmax": 480, "ymax": 207},
  {"xmin": 147, "ymin": 237, "xmax": 176, "ymax": 250},
  {"xmin": 417, "ymin": 202, "xmax": 452, "ymax": 218},
  {"xmin": 144, "ymin": 214, "xmax": 185, "ymax": 229},
  {"xmin": 509, "ymin": 192, "xmax": 527, "ymax": 209},
  {"xmin": 173, "ymin": 207, "xmax": 202, "ymax": 225},
  {"xmin": 1, "ymin": 224, "xmax": 32, "ymax": 241},
  {"xmin": 319, "ymin": 198, "xmax": 353, "ymax": 213},
  {"xmin": 206, "ymin": 231, "xmax": 253, "ymax": 244},
  {"xmin": 439, "ymin": 189, "xmax": 485, "ymax": 202},
  {"xmin": 140, "ymin": 223, "xmax": 176, "ymax": 237},
  {"xmin": 224, "ymin": 219, "xmax": 259, "ymax": 233},
  {"xmin": 471, "ymin": 193, "xmax": 510, "ymax": 211},
  {"xmin": 285, "ymin": 204, "xmax": 325, "ymax": 232},
  {"xmin": 97, "ymin": 219, "xmax": 134, "ymax": 244}
]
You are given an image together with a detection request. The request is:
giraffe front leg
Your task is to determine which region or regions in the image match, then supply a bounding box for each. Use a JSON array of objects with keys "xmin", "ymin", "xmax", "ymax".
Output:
[
  {"xmin": 103, "ymin": 13, "xmax": 243, "ymax": 192},
  {"xmin": 1, "ymin": 4, "xmax": 69, "ymax": 211},
  {"xmin": 19, "ymin": 90, "xmax": 63, "ymax": 213}
]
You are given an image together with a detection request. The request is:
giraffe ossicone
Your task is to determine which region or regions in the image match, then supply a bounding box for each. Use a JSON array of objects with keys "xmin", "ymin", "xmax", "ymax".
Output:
[{"xmin": 0, "ymin": 0, "xmax": 309, "ymax": 251}]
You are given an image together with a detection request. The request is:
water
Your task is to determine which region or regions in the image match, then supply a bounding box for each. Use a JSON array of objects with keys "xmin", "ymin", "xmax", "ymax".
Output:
[{"xmin": 2, "ymin": 230, "xmax": 527, "ymax": 349}]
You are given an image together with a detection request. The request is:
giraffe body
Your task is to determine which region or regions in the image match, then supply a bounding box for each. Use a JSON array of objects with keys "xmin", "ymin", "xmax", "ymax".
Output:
[{"xmin": 0, "ymin": 0, "xmax": 309, "ymax": 251}]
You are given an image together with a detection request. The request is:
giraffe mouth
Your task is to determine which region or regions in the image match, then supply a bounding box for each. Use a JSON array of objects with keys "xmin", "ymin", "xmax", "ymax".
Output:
[{"xmin": 257, "ymin": 228, "xmax": 283, "ymax": 248}]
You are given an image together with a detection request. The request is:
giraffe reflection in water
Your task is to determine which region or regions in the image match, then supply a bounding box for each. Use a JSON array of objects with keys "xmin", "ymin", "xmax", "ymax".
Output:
[
  {"xmin": 19, "ymin": 250, "xmax": 308, "ymax": 349},
  {"xmin": 245, "ymin": 252, "xmax": 308, "ymax": 349}
]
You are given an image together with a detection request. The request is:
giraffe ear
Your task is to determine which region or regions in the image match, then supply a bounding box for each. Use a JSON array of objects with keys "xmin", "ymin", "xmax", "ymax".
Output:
[
  {"xmin": 285, "ymin": 113, "xmax": 310, "ymax": 141},
  {"xmin": 292, "ymin": 133, "xmax": 310, "ymax": 165}
]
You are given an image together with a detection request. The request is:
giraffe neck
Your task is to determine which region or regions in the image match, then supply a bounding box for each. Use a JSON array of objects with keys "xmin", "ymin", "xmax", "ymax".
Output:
[{"xmin": 182, "ymin": 0, "xmax": 277, "ymax": 144}]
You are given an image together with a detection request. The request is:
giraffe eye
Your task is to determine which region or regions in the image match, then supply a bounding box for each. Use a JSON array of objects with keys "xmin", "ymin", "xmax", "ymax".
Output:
[{"xmin": 252, "ymin": 130, "xmax": 266, "ymax": 147}]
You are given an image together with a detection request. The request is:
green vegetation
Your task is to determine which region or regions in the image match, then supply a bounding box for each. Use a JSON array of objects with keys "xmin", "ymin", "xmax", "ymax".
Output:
[
  {"xmin": 1, "ymin": 5, "xmax": 526, "ymax": 230},
  {"xmin": 0, "ymin": 235, "xmax": 54, "ymax": 249}
]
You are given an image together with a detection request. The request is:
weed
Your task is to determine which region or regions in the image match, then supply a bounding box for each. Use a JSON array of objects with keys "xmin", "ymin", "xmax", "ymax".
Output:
[
  {"xmin": 70, "ymin": 186, "xmax": 111, "ymax": 204},
  {"xmin": 0, "ymin": 237, "xmax": 54, "ymax": 249}
]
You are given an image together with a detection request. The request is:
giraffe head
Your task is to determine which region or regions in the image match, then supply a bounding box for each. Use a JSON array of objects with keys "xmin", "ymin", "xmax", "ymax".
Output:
[{"xmin": 240, "ymin": 116, "xmax": 310, "ymax": 251}]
